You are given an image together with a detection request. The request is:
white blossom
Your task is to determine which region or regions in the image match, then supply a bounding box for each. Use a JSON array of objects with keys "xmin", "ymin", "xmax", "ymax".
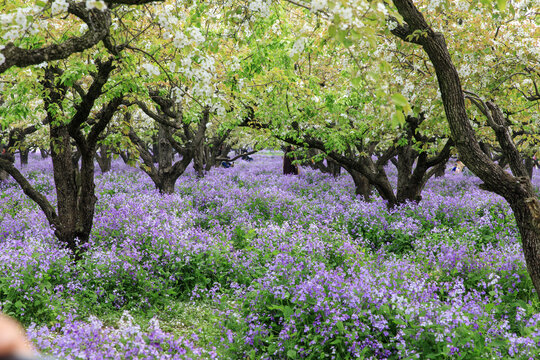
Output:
[
  {"xmin": 387, "ymin": 19, "xmax": 398, "ymax": 31},
  {"xmin": 188, "ymin": 27, "xmax": 205, "ymax": 45},
  {"xmin": 289, "ymin": 37, "xmax": 306, "ymax": 58},
  {"xmin": 173, "ymin": 31, "xmax": 188, "ymax": 49},
  {"xmin": 310, "ymin": 0, "xmax": 327, "ymax": 12},
  {"xmin": 51, "ymin": 0, "xmax": 69, "ymax": 15},
  {"xmin": 141, "ymin": 63, "xmax": 160, "ymax": 76},
  {"xmin": 86, "ymin": 0, "xmax": 107, "ymax": 10}
]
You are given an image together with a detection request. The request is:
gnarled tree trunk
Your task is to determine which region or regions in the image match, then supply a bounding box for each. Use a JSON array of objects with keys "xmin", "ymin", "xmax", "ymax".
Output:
[
  {"xmin": 95, "ymin": 144, "xmax": 112, "ymax": 173},
  {"xmin": 19, "ymin": 148, "xmax": 29, "ymax": 166},
  {"xmin": 391, "ymin": 0, "xmax": 540, "ymax": 295}
]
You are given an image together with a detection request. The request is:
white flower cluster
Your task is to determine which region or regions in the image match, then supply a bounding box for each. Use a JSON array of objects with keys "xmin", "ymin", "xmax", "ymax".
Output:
[
  {"xmin": 513, "ymin": 0, "xmax": 530, "ymax": 10},
  {"xmin": 228, "ymin": 56, "xmax": 241, "ymax": 72},
  {"xmin": 387, "ymin": 19, "xmax": 398, "ymax": 31},
  {"xmin": 0, "ymin": 45, "xmax": 5, "ymax": 66},
  {"xmin": 332, "ymin": 3, "xmax": 354, "ymax": 26},
  {"xmin": 51, "ymin": 0, "xmax": 69, "ymax": 15},
  {"xmin": 173, "ymin": 31, "xmax": 188, "ymax": 49},
  {"xmin": 1, "ymin": 7, "xmax": 42, "ymax": 42},
  {"xmin": 310, "ymin": 0, "xmax": 328, "ymax": 12},
  {"xmin": 457, "ymin": 63, "xmax": 472, "ymax": 78},
  {"xmin": 86, "ymin": 0, "xmax": 107, "ymax": 10},
  {"xmin": 190, "ymin": 58, "xmax": 216, "ymax": 98},
  {"xmin": 248, "ymin": 0, "xmax": 272, "ymax": 17},
  {"xmin": 156, "ymin": 5, "xmax": 182, "ymax": 32},
  {"xmin": 271, "ymin": 21, "xmax": 282, "ymax": 36},
  {"xmin": 289, "ymin": 37, "xmax": 306, "ymax": 58},
  {"xmin": 171, "ymin": 86, "xmax": 183, "ymax": 105},
  {"xmin": 454, "ymin": 0, "xmax": 469, "ymax": 12},
  {"xmin": 141, "ymin": 63, "xmax": 160, "ymax": 76},
  {"xmin": 189, "ymin": 27, "xmax": 205, "ymax": 45},
  {"xmin": 172, "ymin": 27, "xmax": 205, "ymax": 50}
]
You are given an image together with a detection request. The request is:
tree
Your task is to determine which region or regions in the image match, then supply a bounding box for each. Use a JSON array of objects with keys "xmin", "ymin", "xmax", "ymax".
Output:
[
  {"xmin": 0, "ymin": 0, "xmax": 164, "ymax": 255},
  {"xmin": 232, "ymin": 10, "xmax": 453, "ymax": 206},
  {"xmin": 0, "ymin": 0, "xmax": 163, "ymax": 73},
  {"xmin": 129, "ymin": 92, "xmax": 209, "ymax": 194},
  {"xmin": 386, "ymin": 0, "xmax": 540, "ymax": 295},
  {"xmin": 0, "ymin": 58, "xmax": 124, "ymax": 255},
  {"xmin": 278, "ymin": 0, "xmax": 540, "ymax": 294}
]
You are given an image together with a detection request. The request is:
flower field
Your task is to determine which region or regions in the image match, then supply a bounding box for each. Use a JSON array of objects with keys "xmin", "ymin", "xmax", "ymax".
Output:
[{"xmin": 1, "ymin": 153, "xmax": 539, "ymax": 359}]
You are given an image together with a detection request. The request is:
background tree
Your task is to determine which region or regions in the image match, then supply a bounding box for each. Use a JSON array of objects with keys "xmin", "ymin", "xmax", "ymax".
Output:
[{"xmin": 277, "ymin": 0, "xmax": 540, "ymax": 294}]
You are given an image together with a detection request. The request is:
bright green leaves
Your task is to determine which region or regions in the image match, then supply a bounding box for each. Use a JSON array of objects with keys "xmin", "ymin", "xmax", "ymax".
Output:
[
  {"xmin": 496, "ymin": 0, "xmax": 507, "ymax": 11},
  {"xmin": 391, "ymin": 111, "xmax": 405, "ymax": 128},
  {"xmin": 405, "ymin": 29, "xmax": 429, "ymax": 42},
  {"xmin": 391, "ymin": 93, "xmax": 409, "ymax": 108},
  {"xmin": 390, "ymin": 93, "xmax": 412, "ymax": 128}
]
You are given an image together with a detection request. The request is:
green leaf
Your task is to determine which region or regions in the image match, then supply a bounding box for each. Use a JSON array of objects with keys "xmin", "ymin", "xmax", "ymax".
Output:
[
  {"xmin": 391, "ymin": 93, "xmax": 409, "ymax": 108},
  {"xmin": 283, "ymin": 306, "xmax": 293, "ymax": 318},
  {"xmin": 496, "ymin": 0, "xmax": 507, "ymax": 11},
  {"xmin": 287, "ymin": 350, "xmax": 297, "ymax": 359},
  {"xmin": 391, "ymin": 111, "xmax": 405, "ymax": 127}
]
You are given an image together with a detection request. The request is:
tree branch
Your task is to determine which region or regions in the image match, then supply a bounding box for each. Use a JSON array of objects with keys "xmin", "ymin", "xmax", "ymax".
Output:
[
  {"xmin": 0, "ymin": 158, "xmax": 58, "ymax": 225},
  {"xmin": 0, "ymin": 3, "xmax": 111, "ymax": 73}
]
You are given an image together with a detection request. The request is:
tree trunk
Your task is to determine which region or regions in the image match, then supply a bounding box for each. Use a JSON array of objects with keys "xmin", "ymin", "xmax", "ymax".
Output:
[
  {"xmin": 434, "ymin": 162, "xmax": 446, "ymax": 177},
  {"xmin": 328, "ymin": 158, "xmax": 341, "ymax": 177},
  {"xmin": 50, "ymin": 125, "xmax": 96, "ymax": 257},
  {"xmin": 391, "ymin": 0, "xmax": 540, "ymax": 296},
  {"xmin": 204, "ymin": 147, "xmax": 215, "ymax": 172},
  {"xmin": 50, "ymin": 125, "xmax": 80, "ymax": 253},
  {"xmin": 157, "ymin": 124, "xmax": 173, "ymax": 170},
  {"xmin": 40, "ymin": 148, "xmax": 49, "ymax": 159},
  {"xmin": 119, "ymin": 151, "xmax": 130, "ymax": 164},
  {"xmin": 20, "ymin": 149, "xmax": 29, "ymax": 166},
  {"xmin": 96, "ymin": 145, "xmax": 112, "ymax": 173},
  {"xmin": 350, "ymin": 169, "xmax": 371, "ymax": 201},
  {"xmin": 152, "ymin": 132, "xmax": 159, "ymax": 163},
  {"xmin": 525, "ymin": 157, "xmax": 534, "ymax": 179},
  {"xmin": 509, "ymin": 197, "xmax": 540, "ymax": 297},
  {"xmin": 193, "ymin": 144, "xmax": 205, "ymax": 177},
  {"xmin": 154, "ymin": 173, "xmax": 177, "ymax": 194}
]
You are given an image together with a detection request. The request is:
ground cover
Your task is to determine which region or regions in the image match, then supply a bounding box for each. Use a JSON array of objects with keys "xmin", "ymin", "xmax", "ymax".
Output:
[{"xmin": 0, "ymin": 154, "xmax": 539, "ymax": 359}]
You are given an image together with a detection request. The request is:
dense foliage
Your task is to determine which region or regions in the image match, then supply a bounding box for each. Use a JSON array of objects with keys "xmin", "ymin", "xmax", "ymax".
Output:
[{"xmin": 1, "ymin": 153, "xmax": 539, "ymax": 359}]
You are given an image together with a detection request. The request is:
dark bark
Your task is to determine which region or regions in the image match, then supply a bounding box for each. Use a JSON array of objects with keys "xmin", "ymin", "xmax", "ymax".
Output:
[
  {"xmin": 305, "ymin": 149, "xmax": 342, "ymax": 177},
  {"xmin": 0, "ymin": 0, "xmax": 164, "ymax": 73},
  {"xmin": 191, "ymin": 129, "xmax": 234, "ymax": 175},
  {"xmin": 278, "ymin": 119, "xmax": 452, "ymax": 208},
  {"xmin": 40, "ymin": 148, "xmax": 49, "ymax": 159},
  {"xmin": 348, "ymin": 168, "xmax": 371, "ymax": 200},
  {"xmin": 130, "ymin": 103, "xmax": 209, "ymax": 193},
  {"xmin": 96, "ymin": 144, "xmax": 112, "ymax": 173},
  {"xmin": 391, "ymin": 0, "xmax": 540, "ymax": 296},
  {"xmin": 193, "ymin": 142, "xmax": 206, "ymax": 178},
  {"xmin": 327, "ymin": 158, "xmax": 342, "ymax": 177},
  {"xmin": 283, "ymin": 149, "xmax": 299, "ymax": 175},
  {"xmin": 19, "ymin": 149, "xmax": 29, "ymax": 166},
  {"xmin": 525, "ymin": 157, "xmax": 534, "ymax": 179},
  {"xmin": 119, "ymin": 151, "xmax": 131, "ymax": 164},
  {"xmin": 434, "ymin": 162, "xmax": 446, "ymax": 177},
  {"xmin": 0, "ymin": 59, "xmax": 121, "ymax": 258},
  {"xmin": 157, "ymin": 124, "xmax": 173, "ymax": 170}
]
